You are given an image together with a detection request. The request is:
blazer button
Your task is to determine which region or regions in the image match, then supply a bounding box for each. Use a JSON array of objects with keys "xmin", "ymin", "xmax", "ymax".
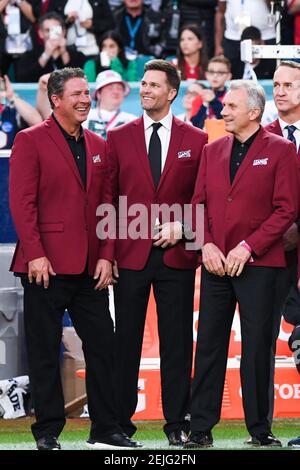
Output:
[{"xmin": 227, "ymin": 196, "xmax": 233, "ymax": 202}]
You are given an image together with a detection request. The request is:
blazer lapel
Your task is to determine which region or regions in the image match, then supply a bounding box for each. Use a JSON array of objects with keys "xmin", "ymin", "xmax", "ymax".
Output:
[
  {"xmin": 84, "ymin": 131, "xmax": 93, "ymax": 192},
  {"xmin": 44, "ymin": 116, "xmax": 84, "ymax": 190},
  {"xmin": 222, "ymin": 134, "xmax": 234, "ymax": 189},
  {"xmin": 269, "ymin": 119, "xmax": 282, "ymax": 137},
  {"xmin": 157, "ymin": 117, "xmax": 185, "ymax": 192},
  {"xmin": 131, "ymin": 117, "xmax": 155, "ymax": 189},
  {"xmin": 230, "ymin": 127, "xmax": 269, "ymax": 191}
]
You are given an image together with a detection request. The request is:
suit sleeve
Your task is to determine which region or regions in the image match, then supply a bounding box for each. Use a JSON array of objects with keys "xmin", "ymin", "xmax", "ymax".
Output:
[
  {"xmin": 191, "ymin": 144, "xmax": 214, "ymax": 248},
  {"xmin": 246, "ymin": 142, "xmax": 299, "ymax": 256},
  {"xmin": 9, "ymin": 131, "xmax": 46, "ymax": 263},
  {"xmin": 97, "ymin": 139, "xmax": 115, "ymax": 263}
]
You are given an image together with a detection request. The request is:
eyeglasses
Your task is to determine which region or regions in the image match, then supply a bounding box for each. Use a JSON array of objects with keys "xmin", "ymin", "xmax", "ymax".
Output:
[{"xmin": 206, "ymin": 70, "xmax": 228, "ymax": 76}]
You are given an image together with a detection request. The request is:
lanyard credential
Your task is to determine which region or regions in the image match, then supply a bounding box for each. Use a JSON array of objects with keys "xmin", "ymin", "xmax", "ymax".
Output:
[{"xmin": 125, "ymin": 15, "xmax": 142, "ymax": 50}]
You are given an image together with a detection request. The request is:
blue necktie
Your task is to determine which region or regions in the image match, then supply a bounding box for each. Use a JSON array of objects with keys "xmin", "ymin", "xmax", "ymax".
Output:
[{"xmin": 286, "ymin": 125, "xmax": 297, "ymax": 147}]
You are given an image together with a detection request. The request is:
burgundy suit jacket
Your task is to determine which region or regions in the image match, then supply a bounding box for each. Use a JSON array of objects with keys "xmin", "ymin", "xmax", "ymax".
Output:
[
  {"xmin": 107, "ymin": 115, "xmax": 207, "ymax": 270},
  {"xmin": 9, "ymin": 115, "xmax": 114, "ymax": 275},
  {"xmin": 266, "ymin": 118, "xmax": 300, "ymax": 267},
  {"xmin": 192, "ymin": 127, "xmax": 299, "ymax": 267},
  {"xmin": 265, "ymin": 119, "xmax": 300, "ymax": 159}
]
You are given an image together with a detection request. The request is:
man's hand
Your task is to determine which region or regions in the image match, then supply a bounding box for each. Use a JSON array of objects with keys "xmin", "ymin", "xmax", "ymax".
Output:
[
  {"xmin": 225, "ymin": 245, "xmax": 251, "ymax": 277},
  {"xmin": 38, "ymin": 73, "xmax": 50, "ymax": 91},
  {"xmin": 28, "ymin": 256, "xmax": 56, "ymax": 288},
  {"xmin": 153, "ymin": 221, "xmax": 182, "ymax": 248},
  {"xmin": 93, "ymin": 259, "xmax": 112, "ymax": 290},
  {"xmin": 111, "ymin": 260, "xmax": 119, "ymax": 284},
  {"xmin": 283, "ymin": 223, "xmax": 299, "ymax": 251},
  {"xmin": 202, "ymin": 243, "xmax": 226, "ymax": 276}
]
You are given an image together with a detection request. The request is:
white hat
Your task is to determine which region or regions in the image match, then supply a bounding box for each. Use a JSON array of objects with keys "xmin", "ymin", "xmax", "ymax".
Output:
[{"xmin": 92, "ymin": 70, "xmax": 130, "ymax": 99}]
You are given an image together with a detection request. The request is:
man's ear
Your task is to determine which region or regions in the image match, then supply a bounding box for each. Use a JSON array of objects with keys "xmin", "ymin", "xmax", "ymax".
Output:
[
  {"xmin": 50, "ymin": 94, "xmax": 60, "ymax": 109},
  {"xmin": 168, "ymin": 88, "xmax": 177, "ymax": 102}
]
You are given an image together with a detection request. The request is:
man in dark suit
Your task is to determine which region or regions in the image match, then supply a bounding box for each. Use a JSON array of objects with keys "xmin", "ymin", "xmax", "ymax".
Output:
[
  {"xmin": 264, "ymin": 60, "xmax": 300, "ymax": 430},
  {"xmin": 107, "ymin": 59, "xmax": 207, "ymax": 445},
  {"xmin": 9, "ymin": 67, "xmax": 139, "ymax": 450},
  {"xmin": 185, "ymin": 80, "xmax": 299, "ymax": 448}
]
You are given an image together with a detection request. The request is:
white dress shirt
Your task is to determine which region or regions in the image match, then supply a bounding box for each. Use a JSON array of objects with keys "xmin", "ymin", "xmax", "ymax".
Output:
[
  {"xmin": 143, "ymin": 109, "xmax": 173, "ymax": 172},
  {"xmin": 279, "ymin": 117, "xmax": 300, "ymax": 152}
]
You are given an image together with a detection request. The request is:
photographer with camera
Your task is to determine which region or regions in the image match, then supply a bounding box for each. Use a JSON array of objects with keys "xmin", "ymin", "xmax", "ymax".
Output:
[
  {"xmin": 14, "ymin": 11, "xmax": 85, "ymax": 82},
  {"xmin": 0, "ymin": 74, "xmax": 42, "ymax": 149}
]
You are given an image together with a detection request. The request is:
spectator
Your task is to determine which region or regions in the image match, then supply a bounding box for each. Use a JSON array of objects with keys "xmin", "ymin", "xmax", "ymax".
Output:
[
  {"xmin": 64, "ymin": 0, "xmax": 99, "ymax": 57},
  {"xmin": 191, "ymin": 55, "xmax": 231, "ymax": 129},
  {"xmin": 215, "ymin": 0, "xmax": 275, "ymax": 79},
  {"xmin": 114, "ymin": 0, "xmax": 165, "ymax": 58},
  {"xmin": 64, "ymin": 0, "xmax": 115, "ymax": 53},
  {"xmin": 288, "ymin": 0, "xmax": 300, "ymax": 45},
  {"xmin": 0, "ymin": 74, "xmax": 42, "ymax": 150},
  {"xmin": 83, "ymin": 70, "xmax": 137, "ymax": 139},
  {"xmin": 176, "ymin": 81, "xmax": 204, "ymax": 123},
  {"xmin": 0, "ymin": 0, "xmax": 36, "ymax": 76},
  {"xmin": 173, "ymin": 23, "xmax": 208, "ymax": 80},
  {"xmin": 179, "ymin": 0, "xmax": 217, "ymax": 58},
  {"xmin": 84, "ymin": 30, "xmax": 138, "ymax": 82},
  {"xmin": 33, "ymin": 0, "xmax": 115, "ymax": 44},
  {"xmin": 14, "ymin": 12, "xmax": 85, "ymax": 82},
  {"xmin": 241, "ymin": 26, "xmax": 276, "ymax": 80}
]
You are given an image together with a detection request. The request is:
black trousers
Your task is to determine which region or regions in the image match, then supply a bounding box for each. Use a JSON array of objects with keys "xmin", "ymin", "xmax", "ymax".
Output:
[
  {"xmin": 21, "ymin": 274, "xmax": 121, "ymax": 441},
  {"xmin": 114, "ymin": 248, "xmax": 195, "ymax": 437},
  {"xmin": 191, "ymin": 265, "xmax": 278, "ymax": 436},
  {"xmin": 268, "ymin": 266, "xmax": 292, "ymax": 425}
]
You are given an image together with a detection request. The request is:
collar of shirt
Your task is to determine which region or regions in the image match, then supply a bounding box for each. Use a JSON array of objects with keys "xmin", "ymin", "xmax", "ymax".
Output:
[
  {"xmin": 52, "ymin": 113, "xmax": 84, "ymax": 142},
  {"xmin": 143, "ymin": 109, "xmax": 173, "ymax": 173},
  {"xmin": 278, "ymin": 117, "xmax": 300, "ymax": 150},
  {"xmin": 278, "ymin": 117, "xmax": 300, "ymax": 134},
  {"xmin": 233, "ymin": 125, "xmax": 261, "ymax": 148},
  {"xmin": 143, "ymin": 109, "xmax": 173, "ymax": 133}
]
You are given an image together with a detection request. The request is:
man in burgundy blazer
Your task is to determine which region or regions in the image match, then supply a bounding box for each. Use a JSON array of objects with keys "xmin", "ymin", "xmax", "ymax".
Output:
[
  {"xmin": 265, "ymin": 61, "xmax": 300, "ymax": 427},
  {"xmin": 107, "ymin": 60, "xmax": 207, "ymax": 445},
  {"xmin": 9, "ymin": 68, "xmax": 138, "ymax": 450},
  {"xmin": 185, "ymin": 80, "xmax": 299, "ymax": 449},
  {"xmin": 265, "ymin": 61, "xmax": 300, "ymax": 312}
]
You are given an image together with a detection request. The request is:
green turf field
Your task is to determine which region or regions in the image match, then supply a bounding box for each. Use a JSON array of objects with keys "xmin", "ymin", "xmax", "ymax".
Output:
[{"xmin": 0, "ymin": 418, "xmax": 299, "ymax": 450}]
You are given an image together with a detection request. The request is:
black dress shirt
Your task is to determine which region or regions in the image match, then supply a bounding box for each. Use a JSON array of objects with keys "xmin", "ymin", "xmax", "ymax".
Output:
[
  {"xmin": 53, "ymin": 114, "xmax": 87, "ymax": 188},
  {"xmin": 230, "ymin": 127, "xmax": 260, "ymax": 184}
]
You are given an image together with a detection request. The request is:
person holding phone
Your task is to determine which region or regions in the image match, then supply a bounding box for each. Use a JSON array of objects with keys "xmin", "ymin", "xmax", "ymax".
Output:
[{"xmin": 15, "ymin": 12, "xmax": 85, "ymax": 82}]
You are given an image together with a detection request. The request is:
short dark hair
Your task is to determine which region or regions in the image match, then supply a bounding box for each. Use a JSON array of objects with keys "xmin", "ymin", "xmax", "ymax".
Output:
[
  {"xmin": 276, "ymin": 60, "xmax": 300, "ymax": 72},
  {"xmin": 144, "ymin": 59, "xmax": 181, "ymax": 101},
  {"xmin": 208, "ymin": 55, "xmax": 231, "ymax": 72},
  {"xmin": 38, "ymin": 11, "xmax": 65, "ymax": 29},
  {"xmin": 47, "ymin": 67, "xmax": 86, "ymax": 109}
]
